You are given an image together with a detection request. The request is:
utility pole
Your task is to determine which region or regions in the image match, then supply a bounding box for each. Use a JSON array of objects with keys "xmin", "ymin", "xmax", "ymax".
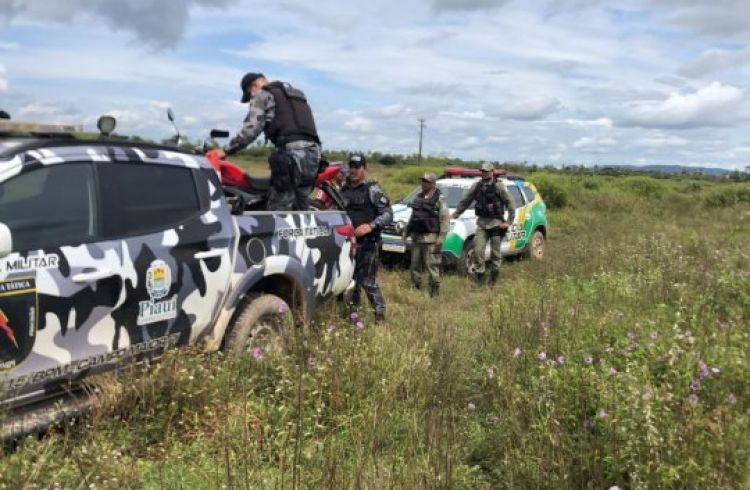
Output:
[{"xmin": 417, "ymin": 118, "xmax": 426, "ymax": 165}]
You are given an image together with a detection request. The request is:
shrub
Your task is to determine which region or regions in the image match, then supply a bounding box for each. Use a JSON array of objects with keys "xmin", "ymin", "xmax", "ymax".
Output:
[
  {"xmin": 533, "ymin": 177, "xmax": 569, "ymax": 209},
  {"xmin": 705, "ymin": 186, "xmax": 750, "ymax": 207}
]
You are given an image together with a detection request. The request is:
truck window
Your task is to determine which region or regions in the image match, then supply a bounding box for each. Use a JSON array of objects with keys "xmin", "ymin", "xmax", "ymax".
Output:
[
  {"xmin": 99, "ymin": 164, "xmax": 202, "ymax": 238},
  {"xmin": 506, "ymin": 185, "xmax": 525, "ymax": 208},
  {"xmin": 522, "ymin": 186, "xmax": 536, "ymax": 202},
  {"xmin": 0, "ymin": 164, "xmax": 96, "ymax": 251}
]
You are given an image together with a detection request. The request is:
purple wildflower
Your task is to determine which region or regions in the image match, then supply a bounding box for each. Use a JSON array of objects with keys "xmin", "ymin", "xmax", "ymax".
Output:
[
  {"xmin": 597, "ymin": 409, "xmax": 608, "ymax": 419},
  {"xmin": 355, "ymin": 321, "xmax": 365, "ymax": 330},
  {"xmin": 556, "ymin": 355, "xmax": 565, "ymax": 366},
  {"xmin": 689, "ymin": 393, "xmax": 699, "ymax": 405},
  {"xmin": 277, "ymin": 302, "xmax": 288, "ymax": 313},
  {"xmin": 512, "ymin": 347, "xmax": 522, "ymax": 357},
  {"xmin": 349, "ymin": 312, "xmax": 359, "ymax": 321},
  {"xmin": 584, "ymin": 356, "xmax": 593, "ymax": 366},
  {"xmin": 609, "ymin": 486, "xmax": 621, "ymax": 490},
  {"xmin": 251, "ymin": 347, "xmax": 263, "ymax": 359},
  {"xmin": 537, "ymin": 352, "xmax": 547, "ymax": 362},
  {"xmin": 698, "ymin": 361, "xmax": 710, "ymax": 379},
  {"xmin": 690, "ymin": 379, "xmax": 700, "ymax": 392}
]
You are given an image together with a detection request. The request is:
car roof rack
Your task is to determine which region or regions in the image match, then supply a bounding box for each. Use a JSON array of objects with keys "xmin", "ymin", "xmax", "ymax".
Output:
[
  {"xmin": 0, "ymin": 120, "xmax": 82, "ymax": 139},
  {"xmin": 440, "ymin": 167, "xmax": 508, "ymax": 179}
]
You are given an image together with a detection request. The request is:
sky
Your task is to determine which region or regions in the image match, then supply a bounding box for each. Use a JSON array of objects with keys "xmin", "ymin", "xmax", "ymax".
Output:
[{"xmin": 1, "ymin": 0, "xmax": 750, "ymax": 169}]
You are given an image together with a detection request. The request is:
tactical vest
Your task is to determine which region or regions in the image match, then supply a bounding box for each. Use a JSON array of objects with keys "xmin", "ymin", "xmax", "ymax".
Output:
[
  {"xmin": 342, "ymin": 182, "xmax": 378, "ymax": 231},
  {"xmin": 474, "ymin": 180, "xmax": 506, "ymax": 219},
  {"xmin": 410, "ymin": 189, "xmax": 441, "ymax": 234},
  {"xmin": 262, "ymin": 82, "xmax": 321, "ymax": 147}
]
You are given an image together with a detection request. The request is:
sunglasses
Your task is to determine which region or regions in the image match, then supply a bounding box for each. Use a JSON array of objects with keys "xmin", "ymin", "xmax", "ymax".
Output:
[{"xmin": 348, "ymin": 163, "xmax": 365, "ymax": 169}]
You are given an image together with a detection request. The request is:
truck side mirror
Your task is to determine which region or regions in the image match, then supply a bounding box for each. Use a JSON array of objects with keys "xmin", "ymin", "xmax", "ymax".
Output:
[{"xmin": 0, "ymin": 223, "xmax": 12, "ymax": 258}]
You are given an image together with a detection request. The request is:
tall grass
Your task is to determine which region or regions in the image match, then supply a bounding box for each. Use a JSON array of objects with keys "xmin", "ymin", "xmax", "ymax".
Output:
[{"xmin": 1, "ymin": 167, "xmax": 748, "ymax": 489}]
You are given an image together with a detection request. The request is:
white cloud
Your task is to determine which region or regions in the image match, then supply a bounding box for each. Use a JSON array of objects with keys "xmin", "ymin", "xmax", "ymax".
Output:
[
  {"xmin": 679, "ymin": 47, "xmax": 750, "ymax": 78},
  {"xmin": 572, "ymin": 136, "xmax": 616, "ymax": 150},
  {"xmin": 0, "ymin": 41, "xmax": 20, "ymax": 51},
  {"xmin": 565, "ymin": 117, "xmax": 613, "ymax": 128},
  {"xmin": 344, "ymin": 116, "xmax": 373, "ymax": 132},
  {"xmin": 623, "ymin": 82, "xmax": 745, "ymax": 129},
  {"xmin": 454, "ymin": 136, "xmax": 482, "ymax": 149},
  {"xmin": 432, "ymin": 0, "xmax": 509, "ymax": 12},
  {"xmin": 636, "ymin": 135, "xmax": 689, "ymax": 148},
  {"xmin": 488, "ymin": 96, "xmax": 561, "ymax": 121},
  {"xmin": 368, "ymin": 104, "xmax": 410, "ymax": 118},
  {"xmin": 0, "ymin": 64, "xmax": 7, "ymax": 93}
]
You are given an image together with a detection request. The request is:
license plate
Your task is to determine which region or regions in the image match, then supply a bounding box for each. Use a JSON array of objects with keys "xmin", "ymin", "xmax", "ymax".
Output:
[{"xmin": 382, "ymin": 243, "xmax": 406, "ymax": 253}]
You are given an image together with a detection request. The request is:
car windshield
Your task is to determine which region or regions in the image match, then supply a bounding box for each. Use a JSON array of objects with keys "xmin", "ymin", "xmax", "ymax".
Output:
[{"xmin": 401, "ymin": 183, "xmax": 472, "ymax": 209}]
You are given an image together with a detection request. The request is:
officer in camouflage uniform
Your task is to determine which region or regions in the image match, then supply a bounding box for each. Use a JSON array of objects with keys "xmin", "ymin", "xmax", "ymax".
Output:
[
  {"xmin": 216, "ymin": 72, "xmax": 322, "ymax": 211},
  {"xmin": 452, "ymin": 163, "xmax": 516, "ymax": 286},
  {"xmin": 403, "ymin": 173, "xmax": 450, "ymax": 298},
  {"xmin": 341, "ymin": 155, "xmax": 393, "ymax": 322}
]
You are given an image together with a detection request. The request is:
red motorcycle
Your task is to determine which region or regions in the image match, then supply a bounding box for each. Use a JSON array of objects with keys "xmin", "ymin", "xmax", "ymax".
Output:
[{"xmin": 204, "ymin": 146, "xmax": 346, "ymax": 212}]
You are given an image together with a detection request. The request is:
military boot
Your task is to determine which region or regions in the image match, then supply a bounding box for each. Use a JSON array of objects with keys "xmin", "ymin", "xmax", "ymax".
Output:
[
  {"xmin": 489, "ymin": 269, "xmax": 499, "ymax": 286},
  {"xmin": 428, "ymin": 283, "xmax": 439, "ymax": 298},
  {"xmin": 374, "ymin": 311, "xmax": 386, "ymax": 324},
  {"xmin": 474, "ymin": 273, "xmax": 486, "ymax": 286}
]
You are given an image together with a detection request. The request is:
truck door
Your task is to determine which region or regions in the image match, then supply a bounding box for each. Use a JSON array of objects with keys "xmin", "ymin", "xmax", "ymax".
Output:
[
  {"xmin": 96, "ymin": 160, "xmax": 234, "ymax": 348},
  {"xmin": 0, "ymin": 161, "xmax": 122, "ymax": 398}
]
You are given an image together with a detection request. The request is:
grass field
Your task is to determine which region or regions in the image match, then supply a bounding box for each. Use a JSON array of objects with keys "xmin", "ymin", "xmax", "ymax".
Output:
[{"xmin": 1, "ymin": 161, "xmax": 748, "ymax": 489}]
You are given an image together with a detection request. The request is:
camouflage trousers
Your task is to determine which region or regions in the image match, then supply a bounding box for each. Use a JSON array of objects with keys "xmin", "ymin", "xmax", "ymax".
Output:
[
  {"xmin": 351, "ymin": 238, "xmax": 386, "ymax": 316},
  {"xmin": 267, "ymin": 141, "xmax": 321, "ymax": 211},
  {"xmin": 410, "ymin": 240, "xmax": 441, "ymax": 287},
  {"xmin": 473, "ymin": 226, "xmax": 503, "ymax": 275}
]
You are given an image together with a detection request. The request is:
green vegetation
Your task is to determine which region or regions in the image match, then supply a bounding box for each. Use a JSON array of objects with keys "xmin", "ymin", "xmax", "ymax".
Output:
[{"xmin": 1, "ymin": 163, "xmax": 748, "ymax": 489}]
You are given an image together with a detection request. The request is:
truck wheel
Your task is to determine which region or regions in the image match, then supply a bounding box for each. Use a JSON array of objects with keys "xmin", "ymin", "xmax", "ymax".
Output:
[
  {"xmin": 223, "ymin": 294, "xmax": 294, "ymax": 356},
  {"xmin": 524, "ymin": 230, "xmax": 545, "ymax": 260},
  {"xmin": 457, "ymin": 238, "xmax": 476, "ymax": 276}
]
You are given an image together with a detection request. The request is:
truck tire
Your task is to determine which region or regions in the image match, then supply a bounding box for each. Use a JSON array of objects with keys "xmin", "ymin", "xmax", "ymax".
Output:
[
  {"xmin": 523, "ymin": 230, "xmax": 545, "ymax": 261},
  {"xmin": 223, "ymin": 294, "xmax": 294, "ymax": 356}
]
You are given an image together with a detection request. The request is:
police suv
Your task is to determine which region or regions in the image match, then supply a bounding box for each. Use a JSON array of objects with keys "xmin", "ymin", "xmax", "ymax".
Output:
[
  {"xmin": 381, "ymin": 168, "xmax": 548, "ymax": 272},
  {"xmin": 0, "ymin": 118, "xmax": 355, "ymax": 438}
]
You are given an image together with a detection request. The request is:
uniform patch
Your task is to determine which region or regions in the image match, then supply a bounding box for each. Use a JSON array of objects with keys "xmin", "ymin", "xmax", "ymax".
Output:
[
  {"xmin": 0, "ymin": 277, "xmax": 38, "ymax": 373},
  {"xmin": 138, "ymin": 260, "xmax": 177, "ymax": 326}
]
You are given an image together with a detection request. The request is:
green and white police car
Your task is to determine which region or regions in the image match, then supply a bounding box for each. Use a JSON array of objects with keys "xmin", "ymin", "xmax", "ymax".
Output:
[{"xmin": 380, "ymin": 168, "xmax": 549, "ymax": 272}]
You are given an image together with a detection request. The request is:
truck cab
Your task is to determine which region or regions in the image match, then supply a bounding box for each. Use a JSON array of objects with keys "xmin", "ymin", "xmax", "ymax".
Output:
[{"xmin": 0, "ymin": 120, "xmax": 354, "ymax": 436}]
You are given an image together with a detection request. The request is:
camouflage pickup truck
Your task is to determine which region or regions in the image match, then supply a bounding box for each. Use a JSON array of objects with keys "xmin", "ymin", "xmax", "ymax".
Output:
[{"xmin": 0, "ymin": 123, "xmax": 354, "ymax": 437}]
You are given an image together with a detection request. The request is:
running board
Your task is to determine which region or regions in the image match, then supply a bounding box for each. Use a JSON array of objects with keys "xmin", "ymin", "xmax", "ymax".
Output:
[{"xmin": 1, "ymin": 392, "xmax": 94, "ymax": 443}]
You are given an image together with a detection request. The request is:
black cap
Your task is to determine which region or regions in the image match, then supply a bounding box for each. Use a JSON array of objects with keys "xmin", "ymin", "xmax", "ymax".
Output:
[
  {"xmin": 348, "ymin": 154, "xmax": 367, "ymax": 167},
  {"xmin": 240, "ymin": 72, "xmax": 264, "ymax": 103}
]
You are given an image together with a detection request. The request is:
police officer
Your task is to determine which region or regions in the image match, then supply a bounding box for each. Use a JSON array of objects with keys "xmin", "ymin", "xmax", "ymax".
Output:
[
  {"xmin": 403, "ymin": 173, "xmax": 450, "ymax": 298},
  {"xmin": 452, "ymin": 163, "xmax": 516, "ymax": 285},
  {"xmin": 341, "ymin": 155, "xmax": 393, "ymax": 322},
  {"xmin": 215, "ymin": 72, "xmax": 321, "ymax": 211}
]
